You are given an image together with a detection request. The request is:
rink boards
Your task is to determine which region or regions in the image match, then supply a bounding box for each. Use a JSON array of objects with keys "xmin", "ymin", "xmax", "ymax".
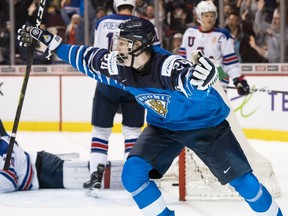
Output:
[{"xmin": 0, "ymin": 64, "xmax": 287, "ymax": 141}]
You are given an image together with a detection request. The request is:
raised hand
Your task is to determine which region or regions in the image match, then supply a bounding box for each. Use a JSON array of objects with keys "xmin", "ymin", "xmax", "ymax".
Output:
[
  {"xmin": 17, "ymin": 25, "xmax": 62, "ymax": 59},
  {"xmin": 190, "ymin": 56, "xmax": 218, "ymax": 90}
]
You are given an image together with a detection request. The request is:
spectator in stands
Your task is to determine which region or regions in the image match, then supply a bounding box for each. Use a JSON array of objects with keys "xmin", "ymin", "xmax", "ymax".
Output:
[
  {"xmin": 0, "ymin": 21, "xmax": 25, "ymax": 65},
  {"xmin": 65, "ymin": 13, "xmax": 81, "ymax": 44},
  {"xmin": 171, "ymin": 32, "xmax": 183, "ymax": 54},
  {"xmin": 239, "ymin": 19, "xmax": 268, "ymax": 63},
  {"xmin": 223, "ymin": 3, "xmax": 233, "ymax": 26},
  {"xmin": 60, "ymin": 0, "xmax": 84, "ymax": 18},
  {"xmin": 27, "ymin": 0, "xmax": 48, "ymax": 26},
  {"xmin": 170, "ymin": 5, "xmax": 189, "ymax": 34},
  {"xmin": 0, "ymin": 23, "xmax": 10, "ymax": 65},
  {"xmin": 89, "ymin": 7, "xmax": 107, "ymax": 45},
  {"xmin": 263, "ymin": 0, "xmax": 279, "ymax": 23},
  {"xmin": 251, "ymin": 0, "xmax": 280, "ymax": 62},
  {"xmin": 90, "ymin": 0, "xmax": 114, "ymax": 14},
  {"xmin": 14, "ymin": 0, "xmax": 34, "ymax": 31},
  {"xmin": 226, "ymin": 13, "xmax": 241, "ymax": 61},
  {"xmin": 145, "ymin": 4, "xmax": 155, "ymax": 24},
  {"xmin": 286, "ymin": 2, "xmax": 288, "ymax": 62},
  {"xmin": 135, "ymin": 0, "xmax": 148, "ymax": 17},
  {"xmin": 0, "ymin": 1, "xmax": 9, "ymax": 28},
  {"xmin": 237, "ymin": 0, "xmax": 258, "ymax": 20}
]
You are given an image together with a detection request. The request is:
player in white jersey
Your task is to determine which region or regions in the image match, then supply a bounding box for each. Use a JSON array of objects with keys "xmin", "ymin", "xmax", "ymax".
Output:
[
  {"xmin": 0, "ymin": 119, "xmax": 89, "ymax": 193},
  {"xmin": 179, "ymin": 0, "xmax": 250, "ymax": 96},
  {"xmin": 83, "ymin": 0, "xmax": 146, "ymax": 196}
]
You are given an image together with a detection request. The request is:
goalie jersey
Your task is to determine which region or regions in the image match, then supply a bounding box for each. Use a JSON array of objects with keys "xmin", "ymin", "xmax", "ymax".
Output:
[
  {"xmin": 56, "ymin": 45, "xmax": 230, "ymax": 131},
  {"xmin": 0, "ymin": 135, "xmax": 39, "ymax": 193}
]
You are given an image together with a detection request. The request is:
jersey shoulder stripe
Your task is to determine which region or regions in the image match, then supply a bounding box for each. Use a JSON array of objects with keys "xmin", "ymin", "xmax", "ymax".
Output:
[{"xmin": 213, "ymin": 27, "xmax": 232, "ymax": 40}]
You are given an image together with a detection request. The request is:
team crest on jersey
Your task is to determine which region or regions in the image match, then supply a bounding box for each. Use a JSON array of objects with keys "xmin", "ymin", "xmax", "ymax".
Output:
[
  {"xmin": 136, "ymin": 94, "xmax": 170, "ymax": 118},
  {"xmin": 43, "ymin": 34, "xmax": 52, "ymax": 43},
  {"xmin": 212, "ymin": 36, "xmax": 217, "ymax": 44}
]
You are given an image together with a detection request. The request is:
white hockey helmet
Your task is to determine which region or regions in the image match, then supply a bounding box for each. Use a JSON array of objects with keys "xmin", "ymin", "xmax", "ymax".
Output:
[
  {"xmin": 113, "ymin": 0, "xmax": 136, "ymax": 12},
  {"xmin": 195, "ymin": 1, "xmax": 218, "ymax": 25}
]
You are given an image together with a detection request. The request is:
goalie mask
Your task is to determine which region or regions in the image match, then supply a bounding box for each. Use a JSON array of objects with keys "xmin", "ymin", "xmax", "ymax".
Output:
[{"xmin": 111, "ymin": 17, "xmax": 156, "ymax": 66}]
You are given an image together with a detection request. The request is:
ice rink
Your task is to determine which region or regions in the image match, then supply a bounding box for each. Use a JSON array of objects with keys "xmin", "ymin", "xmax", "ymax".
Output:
[{"xmin": 0, "ymin": 132, "xmax": 287, "ymax": 216}]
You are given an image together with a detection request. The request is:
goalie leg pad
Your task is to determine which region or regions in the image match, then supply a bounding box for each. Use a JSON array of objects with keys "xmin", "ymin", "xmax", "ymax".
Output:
[{"xmin": 63, "ymin": 160, "xmax": 90, "ymax": 189}]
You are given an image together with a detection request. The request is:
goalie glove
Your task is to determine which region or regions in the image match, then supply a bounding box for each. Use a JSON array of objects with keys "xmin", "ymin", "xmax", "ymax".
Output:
[
  {"xmin": 17, "ymin": 25, "xmax": 62, "ymax": 60},
  {"xmin": 233, "ymin": 75, "xmax": 250, "ymax": 95},
  {"xmin": 189, "ymin": 50, "xmax": 218, "ymax": 90}
]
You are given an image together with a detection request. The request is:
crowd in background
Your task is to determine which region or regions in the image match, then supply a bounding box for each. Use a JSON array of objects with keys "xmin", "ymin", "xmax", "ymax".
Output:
[{"xmin": 0, "ymin": 0, "xmax": 287, "ymax": 65}]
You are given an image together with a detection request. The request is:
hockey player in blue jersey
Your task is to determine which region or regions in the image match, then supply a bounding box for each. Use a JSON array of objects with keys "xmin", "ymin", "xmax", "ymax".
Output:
[{"xmin": 17, "ymin": 17, "xmax": 282, "ymax": 216}]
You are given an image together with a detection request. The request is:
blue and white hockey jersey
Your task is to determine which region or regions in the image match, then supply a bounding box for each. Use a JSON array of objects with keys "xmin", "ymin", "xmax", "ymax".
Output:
[
  {"xmin": 56, "ymin": 45, "xmax": 229, "ymax": 131},
  {"xmin": 0, "ymin": 136, "xmax": 38, "ymax": 193}
]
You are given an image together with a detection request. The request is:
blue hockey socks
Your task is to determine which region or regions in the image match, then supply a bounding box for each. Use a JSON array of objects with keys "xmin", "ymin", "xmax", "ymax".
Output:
[
  {"xmin": 122, "ymin": 156, "xmax": 174, "ymax": 216},
  {"xmin": 229, "ymin": 173, "xmax": 282, "ymax": 216}
]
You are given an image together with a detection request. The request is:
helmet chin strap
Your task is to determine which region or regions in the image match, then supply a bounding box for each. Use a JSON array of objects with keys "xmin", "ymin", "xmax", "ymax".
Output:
[
  {"xmin": 128, "ymin": 43, "xmax": 151, "ymax": 68},
  {"xmin": 130, "ymin": 54, "xmax": 135, "ymax": 67}
]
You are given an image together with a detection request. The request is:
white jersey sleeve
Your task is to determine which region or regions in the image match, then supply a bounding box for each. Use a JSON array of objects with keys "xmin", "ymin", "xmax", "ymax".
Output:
[
  {"xmin": 0, "ymin": 159, "xmax": 17, "ymax": 193},
  {"xmin": 0, "ymin": 136, "xmax": 38, "ymax": 193}
]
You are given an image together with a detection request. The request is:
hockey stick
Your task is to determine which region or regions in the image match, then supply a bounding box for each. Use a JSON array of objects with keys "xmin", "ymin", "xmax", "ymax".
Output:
[
  {"xmin": 215, "ymin": 65, "xmax": 288, "ymax": 94},
  {"xmin": 3, "ymin": 0, "xmax": 47, "ymax": 170},
  {"xmin": 226, "ymin": 86, "xmax": 288, "ymax": 94}
]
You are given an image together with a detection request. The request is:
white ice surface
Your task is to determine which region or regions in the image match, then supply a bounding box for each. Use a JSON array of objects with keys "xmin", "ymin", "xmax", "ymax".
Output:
[{"xmin": 0, "ymin": 132, "xmax": 287, "ymax": 216}]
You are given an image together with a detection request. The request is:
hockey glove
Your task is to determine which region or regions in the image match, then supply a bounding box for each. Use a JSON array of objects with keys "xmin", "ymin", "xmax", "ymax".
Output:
[
  {"xmin": 17, "ymin": 25, "xmax": 62, "ymax": 59},
  {"xmin": 190, "ymin": 54, "xmax": 218, "ymax": 90},
  {"xmin": 233, "ymin": 75, "xmax": 250, "ymax": 95}
]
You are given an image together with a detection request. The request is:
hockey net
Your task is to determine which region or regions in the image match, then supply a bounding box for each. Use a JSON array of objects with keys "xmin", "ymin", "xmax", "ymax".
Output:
[
  {"xmin": 161, "ymin": 81, "xmax": 281, "ymax": 201},
  {"xmin": 177, "ymin": 146, "xmax": 281, "ymax": 201}
]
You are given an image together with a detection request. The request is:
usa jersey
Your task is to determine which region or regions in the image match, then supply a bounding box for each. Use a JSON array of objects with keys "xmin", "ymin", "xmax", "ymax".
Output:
[
  {"xmin": 178, "ymin": 26, "xmax": 241, "ymax": 80},
  {"xmin": 0, "ymin": 136, "xmax": 38, "ymax": 193},
  {"xmin": 56, "ymin": 45, "xmax": 229, "ymax": 131},
  {"xmin": 94, "ymin": 14, "xmax": 160, "ymax": 49}
]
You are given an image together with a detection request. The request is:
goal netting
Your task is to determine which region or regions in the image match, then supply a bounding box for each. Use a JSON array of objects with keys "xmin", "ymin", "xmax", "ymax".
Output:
[{"xmin": 161, "ymin": 81, "xmax": 281, "ymax": 201}]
